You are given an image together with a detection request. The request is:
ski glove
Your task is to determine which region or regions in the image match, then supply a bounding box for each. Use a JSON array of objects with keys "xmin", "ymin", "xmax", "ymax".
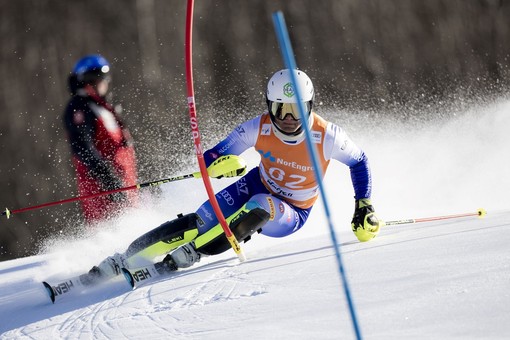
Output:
[
  {"xmin": 351, "ymin": 198, "xmax": 381, "ymax": 242},
  {"xmin": 207, "ymin": 155, "xmax": 247, "ymax": 179}
]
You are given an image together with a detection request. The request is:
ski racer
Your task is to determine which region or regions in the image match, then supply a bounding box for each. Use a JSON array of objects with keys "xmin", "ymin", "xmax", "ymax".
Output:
[
  {"xmin": 63, "ymin": 55, "xmax": 138, "ymax": 224},
  {"xmin": 92, "ymin": 69, "xmax": 381, "ymax": 279}
]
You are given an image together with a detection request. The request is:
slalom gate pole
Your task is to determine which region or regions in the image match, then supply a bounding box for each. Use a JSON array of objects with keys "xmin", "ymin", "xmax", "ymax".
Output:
[
  {"xmin": 272, "ymin": 11, "xmax": 362, "ymax": 340},
  {"xmin": 1, "ymin": 172, "xmax": 203, "ymax": 220},
  {"xmin": 383, "ymin": 208, "xmax": 487, "ymax": 226},
  {"xmin": 184, "ymin": 0, "xmax": 245, "ymax": 261}
]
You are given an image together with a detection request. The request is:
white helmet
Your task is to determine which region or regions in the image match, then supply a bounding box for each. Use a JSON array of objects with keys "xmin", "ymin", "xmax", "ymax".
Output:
[
  {"xmin": 266, "ymin": 69, "xmax": 314, "ymax": 103},
  {"xmin": 266, "ymin": 69, "xmax": 314, "ymax": 137}
]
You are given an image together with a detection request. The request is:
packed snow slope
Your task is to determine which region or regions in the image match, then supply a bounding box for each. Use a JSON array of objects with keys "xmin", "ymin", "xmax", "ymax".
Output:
[{"xmin": 0, "ymin": 100, "xmax": 509, "ymax": 339}]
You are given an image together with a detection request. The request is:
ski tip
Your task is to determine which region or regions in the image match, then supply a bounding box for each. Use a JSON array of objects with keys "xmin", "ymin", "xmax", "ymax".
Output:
[
  {"xmin": 42, "ymin": 281, "xmax": 56, "ymax": 304},
  {"xmin": 121, "ymin": 267, "xmax": 135, "ymax": 289}
]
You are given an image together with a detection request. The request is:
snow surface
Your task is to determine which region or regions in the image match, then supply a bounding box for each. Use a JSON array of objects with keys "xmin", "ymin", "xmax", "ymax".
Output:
[{"xmin": 1, "ymin": 101, "xmax": 509, "ymax": 339}]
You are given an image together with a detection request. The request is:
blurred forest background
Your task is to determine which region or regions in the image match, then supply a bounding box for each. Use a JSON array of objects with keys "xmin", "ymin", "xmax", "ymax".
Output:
[{"xmin": 1, "ymin": 0, "xmax": 509, "ymax": 261}]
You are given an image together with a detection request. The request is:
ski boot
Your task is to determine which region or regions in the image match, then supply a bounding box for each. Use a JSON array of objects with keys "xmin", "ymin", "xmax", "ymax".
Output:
[
  {"xmin": 91, "ymin": 253, "xmax": 128, "ymax": 277},
  {"xmin": 155, "ymin": 243, "xmax": 201, "ymax": 274}
]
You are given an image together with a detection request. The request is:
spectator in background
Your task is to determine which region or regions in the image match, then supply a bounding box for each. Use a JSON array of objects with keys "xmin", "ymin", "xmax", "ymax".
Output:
[{"xmin": 63, "ymin": 54, "xmax": 138, "ymax": 224}]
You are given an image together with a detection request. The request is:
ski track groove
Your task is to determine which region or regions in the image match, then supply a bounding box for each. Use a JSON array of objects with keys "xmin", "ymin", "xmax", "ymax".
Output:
[
  {"xmin": 150, "ymin": 265, "xmax": 267, "ymax": 312},
  {"xmin": 81, "ymin": 261, "xmax": 269, "ymax": 338},
  {"xmin": 92, "ymin": 295, "xmax": 126, "ymax": 339},
  {"xmin": 146, "ymin": 265, "xmax": 266, "ymax": 338},
  {"xmin": 53, "ymin": 282, "xmax": 128, "ymax": 338},
  {"xmin": 57, "ymin": 299, "xmax": 105, "ymax": 337}
]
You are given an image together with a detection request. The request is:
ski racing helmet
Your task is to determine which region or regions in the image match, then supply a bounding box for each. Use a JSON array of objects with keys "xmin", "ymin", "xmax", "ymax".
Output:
[
  {"xmin": 72, "ymin": 54, "xmax": 111, "ymax": 84},
  {"xmin": 266, "ymin": 69, "xmax": 314, "ymax": 137}
]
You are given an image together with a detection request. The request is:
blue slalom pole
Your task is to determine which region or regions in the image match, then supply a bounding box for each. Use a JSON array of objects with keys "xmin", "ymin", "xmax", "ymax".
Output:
[{"xmin": 272, "ymin": 11, "xmax": 363, "ymax": 340}]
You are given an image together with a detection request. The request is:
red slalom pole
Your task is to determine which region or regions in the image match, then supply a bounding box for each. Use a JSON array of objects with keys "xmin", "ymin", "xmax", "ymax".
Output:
[
  {"xmin": 184, "ymin": 0, "xmax": 245, "ymax": 261},
  {"xmin": 383, "ymin": 208, "xmax": 487, "ymax": 226}
]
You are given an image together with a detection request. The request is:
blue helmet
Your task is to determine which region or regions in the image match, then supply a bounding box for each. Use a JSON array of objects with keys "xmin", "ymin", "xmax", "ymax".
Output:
[{"xmin": 72, "ymin": 54, "xmax": 111, "ymax": 82}]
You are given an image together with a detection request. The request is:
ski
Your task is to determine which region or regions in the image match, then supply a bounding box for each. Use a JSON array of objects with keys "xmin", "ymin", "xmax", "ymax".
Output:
[{"xmin": 42, "ymin": 270, "xmax": 108, "ymax": 303}]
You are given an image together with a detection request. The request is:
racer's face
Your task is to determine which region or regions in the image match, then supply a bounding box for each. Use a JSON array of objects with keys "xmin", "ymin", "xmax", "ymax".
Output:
[
  {"xmin": 274, "ymin": 112, "xmax": 302, "ymax": 133},
  {"xmin": 96, "ymin": 79, "xmax": 110, "ymax": 97}
]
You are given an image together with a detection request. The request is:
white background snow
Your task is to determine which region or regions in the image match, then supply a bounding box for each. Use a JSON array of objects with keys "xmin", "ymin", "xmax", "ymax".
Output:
[{"xmin": 0, "ymin": 100, "xmax": 509, "ymax": 339}]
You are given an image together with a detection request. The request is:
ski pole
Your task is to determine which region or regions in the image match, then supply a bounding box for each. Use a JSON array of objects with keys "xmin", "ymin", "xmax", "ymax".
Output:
[
  {"xmin": 383, "ymin": 208, "xmax": 487, "ymax": 226},
  {"xmin": 2, "ymin": 155, "xmax": 247, "ymax": 219},
  {"xmin": 1, "ymin": 172, "xmax": 202, "ymax": 220}
]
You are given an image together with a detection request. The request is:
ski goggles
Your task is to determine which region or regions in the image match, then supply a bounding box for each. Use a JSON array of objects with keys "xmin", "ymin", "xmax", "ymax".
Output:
[{"xmin": 269, "ymin": 101, "xmax": 312, "ymax": 121}]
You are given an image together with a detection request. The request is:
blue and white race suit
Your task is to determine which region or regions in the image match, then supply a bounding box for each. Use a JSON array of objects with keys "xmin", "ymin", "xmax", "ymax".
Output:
[{"xmin": 195, "ymin": 111, "xmax": 372, "ymax": 238}]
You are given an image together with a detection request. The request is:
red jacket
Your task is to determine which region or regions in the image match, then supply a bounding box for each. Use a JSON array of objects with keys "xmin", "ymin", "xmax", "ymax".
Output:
[{"xmin": 63, "ymin": 85, "xmax": 138, "ymax": 223}]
